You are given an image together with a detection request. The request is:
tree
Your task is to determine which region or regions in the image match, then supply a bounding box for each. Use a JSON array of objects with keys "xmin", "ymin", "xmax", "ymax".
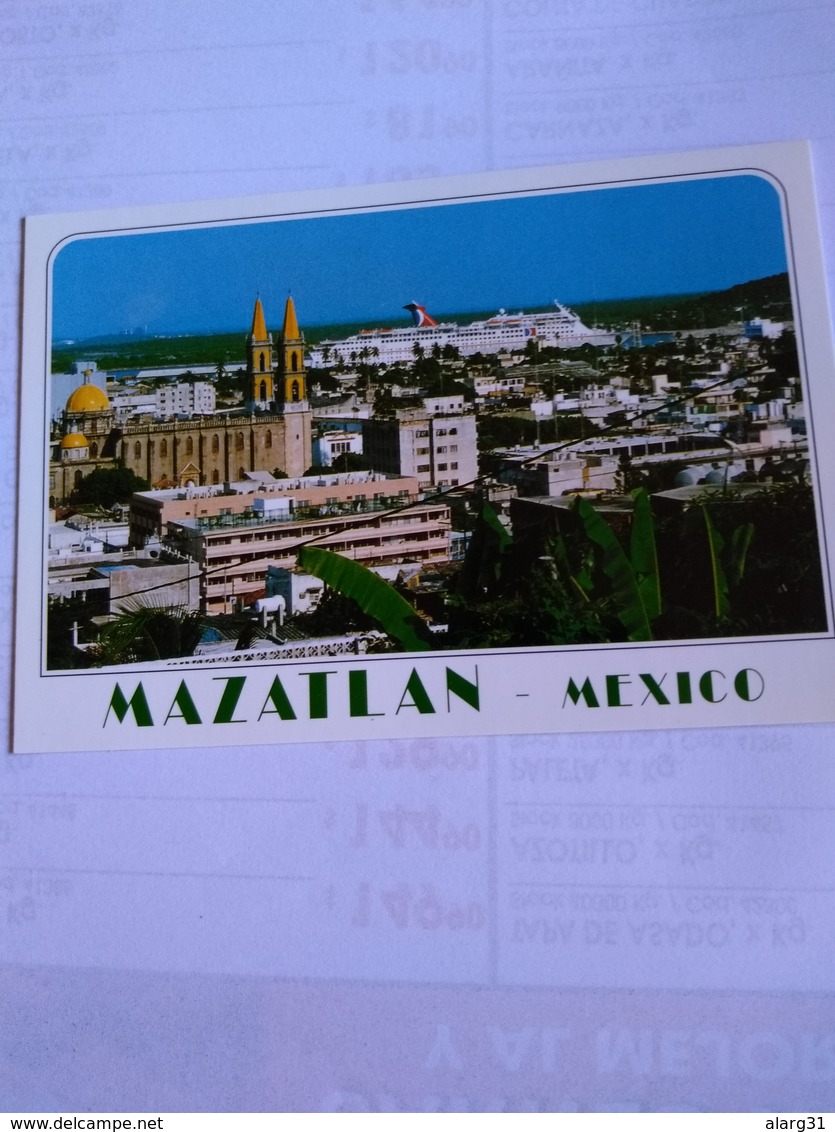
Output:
[
  {"xmin": 69, "ymin": 465, "xmax": 150, "ymax": 508},
  {"xmin": 288, "ymin": 587, "xmax": 378, "ymax": 639},
  {"xmin": 94, "ymin": 602, "xmax": 205, "ymax": 665},
  {"xmin": 331, "ymin": 451, "xmax": 367, "ymax": 473}
]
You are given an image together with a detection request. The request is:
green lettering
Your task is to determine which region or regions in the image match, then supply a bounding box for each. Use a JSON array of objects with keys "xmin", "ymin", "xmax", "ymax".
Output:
[
  {"xmin": 104, "ymin": 683, "xmax": 153, "ymax": 728},
  {"xmin": 639, "ymin": 673, "xmax": 670, "ymax": 705},
  {"xmin": 734, "ymin": 668, "xmax": 764, "ymax": 702},
  {"xmin": 562, "ymin": 677, "xmax": 600, "ymax": 708},
  {"xmin": 164, "ymin": 680, "xmax": 202, "ymax": 725},
  {"xmin": 213, "ymin": 676, "xmax": 247, "ymax": 723},
  {"xmin": 605, "ymin": 674, "xmax": 631, "ymax": 707},
  {"xmin": 258, "ymin": 676, "xmax": 297, "ymax": 721},
  {"xmin": 305, "ymin": 671, "xmax": 335, "ymax": 719},
  {"xmin": 446, "ymin": 666, "xmax": 479, "ymax": 711},
  {"xmin": 676, "ymin": 672, "xmax": 693, "ymax": 704},
  {"xmin": 396, "ymin": 669, "xmax": 436, "ymax": 714},
  {"xmin": 699, "ymin": 669, "xmax": 726, "ymax": 703},
  {"xmin": 349, "ymin": 670, "xmax": 384, "ymax": 717}
]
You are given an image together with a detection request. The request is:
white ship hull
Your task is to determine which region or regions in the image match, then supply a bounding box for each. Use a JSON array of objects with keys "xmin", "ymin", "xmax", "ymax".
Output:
[{"xmin": 308, "ymin": 301, "xmax": 616, "ymax": 367}]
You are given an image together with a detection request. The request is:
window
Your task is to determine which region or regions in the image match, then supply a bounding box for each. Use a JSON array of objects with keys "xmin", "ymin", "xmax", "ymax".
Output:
[
  {"xmin": 437, "ymin": 463, "xmax": 448, "ymax": 471},
  {"xmin": 436, "ymin": 446, "xmax": 447, "ymax": 454},
  {"xmin": 416, "ymin": 463, "xmax": 430, "ymax": 473},
  {"xmin": 186, "ymin": 436, "xmax": 194, "ymax": 456},
  {"xmin": 265, "ymin": 429, "xmax": 272, "ymax": 449},
  {"xmin": 416, "ymin": 447, "xmax": 429, "ymax": 455},
  {"xmin": 449, "ymin": 444, "xmax": 458, "ymax": 452},
  {"xmin": 160, "ymin": 439, "xmax": 168, "ymax": 458},
  {"xmin": 212, "ymin": 434, "xmax": 219, "ymax": 454},
  {"xmin": 448, "ymin": 428, "xmax": 457, "ymax": 435},
  {"xmin": 236, "ymin": 432, "xmax": 244, "ymax": 451},
  {"xmin": 134, "ymin": 441, "xmax": 142, "ymax": 458}
]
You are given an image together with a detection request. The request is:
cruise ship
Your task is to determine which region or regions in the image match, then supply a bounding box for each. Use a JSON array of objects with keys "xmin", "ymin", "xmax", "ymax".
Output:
[{"xmin": 307, "ymin": 301, "xmax": 617, "ymax": 367}]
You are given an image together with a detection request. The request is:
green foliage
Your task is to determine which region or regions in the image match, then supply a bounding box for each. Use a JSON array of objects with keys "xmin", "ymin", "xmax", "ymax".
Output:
[
  {"xmin": 94, "ymin": 601, "xmax": 205, "ymax": 665},
  {"xmin": 330, "ymin": 451, "xmax": 367, "ymax": 473},
  {"xmin": 298, "ymin": 545, "xmax": 430, "ymax": 651},
  {"xmin": 447, "ymin": 480, "xmax": 825, "ymax": 651},
  {"xmin": 69, "ymin": 465, "xmax": 150, "ymax": 508},
  {"xmin": 448, "ymin": 508, "xmax": 607, "ymax": 649},
  {"xmin": 288, "ymin": 588, "xmax": 378, "ymax": 638},
  {"xmin": 573, "ymin": 492, "xmax": 656, "ymax": 641},
  {"xmin": 630, "ymin": 487, "xmax": 662, "ymax": 622},
  {"xmin": 477, "ymin": 412, "xmax": 588, "ymax": 454},
  {"xmin": 665, "ymin": 483, "xmax": 823, "ymax": 637},
  {"xmin": 454, "ymin": 501, "xmax": 512, "ymax": 603}
]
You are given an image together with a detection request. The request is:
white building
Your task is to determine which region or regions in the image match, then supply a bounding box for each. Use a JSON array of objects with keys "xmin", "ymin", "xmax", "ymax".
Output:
[
  {"xmin": 265, "ymin": 566, "xmax": 325, "ymax": 617},
  {"xmin": 108, "ymin": 388, "xmax": 158, "ymax": 419},
  {"xmin": 362, "ymin": 402, "xmax": 478, "ymax": 491},
  {"xmin": 156, "ymin": 381, "xmax": 216, "ymax": 416},
  {"xmin": 107, "ymin": 380, "xmax": 217, "ymax": 420},
  {"xmin": 744, "ymin": 318, "xmax": 785, "ymax": 339},
  {"xmin": 312, "ymin": 429, "xmax": 364, "ymax": 467}
]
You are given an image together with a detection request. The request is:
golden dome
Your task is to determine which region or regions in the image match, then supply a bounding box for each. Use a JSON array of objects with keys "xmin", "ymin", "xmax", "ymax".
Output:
[
  {"xmin": 65, "ymin": 382, "xmax": 110, "ymax": 413},
  {"xmin": 60, "ymin": 432, "xmax": 89, "ymax": 449}
]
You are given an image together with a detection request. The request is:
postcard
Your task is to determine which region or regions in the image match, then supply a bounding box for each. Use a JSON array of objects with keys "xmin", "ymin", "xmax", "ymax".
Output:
[{"xmin": 14, "ymin": 141, "xmax": 835, "ymax": 753}]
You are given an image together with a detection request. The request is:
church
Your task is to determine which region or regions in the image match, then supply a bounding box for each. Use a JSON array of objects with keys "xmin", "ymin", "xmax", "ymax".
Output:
[{"xmin": 50, "ymin": 296, "xmax": 314, "ymax": 504}]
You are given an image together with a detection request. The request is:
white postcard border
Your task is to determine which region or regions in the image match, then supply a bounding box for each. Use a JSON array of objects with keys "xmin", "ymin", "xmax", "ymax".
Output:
[{"xmin": 15, "ymin": 141, "xmax": 835, "ymax": 754}]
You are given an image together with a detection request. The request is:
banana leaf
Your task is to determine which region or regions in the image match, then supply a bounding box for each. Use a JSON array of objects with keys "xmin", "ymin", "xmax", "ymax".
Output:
[
  {"xmin": 299, "ymin": 545, "xmax": 430, "ymax": 651},
  {"xmin": 701, "ymin": 506, "xmax": 730, "ymax": 619},
  {"xmin": 728, "ymin": 522, "xmax": 755, "ymax": 587},
  {"xmin": 480, "ymin": 499, "xmax": 512, "ymax": 551},
  {"xmin": 574, "ymin": 496, "xmax": 654, "ymax": 641},
  {"xmin": 629, "ymin": 487, "xmax": 661, "ymax": 621}
]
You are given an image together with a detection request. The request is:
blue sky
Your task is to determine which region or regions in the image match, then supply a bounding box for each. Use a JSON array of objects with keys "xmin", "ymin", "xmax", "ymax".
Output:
[{"xmin": 51, "ymin": 173, "xmax": 788, "ymax": 341}]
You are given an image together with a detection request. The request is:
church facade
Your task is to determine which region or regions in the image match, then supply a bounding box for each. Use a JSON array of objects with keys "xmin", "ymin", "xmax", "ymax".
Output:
[{"xmin": 50, "ymin": 297, "xmax": 313, "ymax": 503}]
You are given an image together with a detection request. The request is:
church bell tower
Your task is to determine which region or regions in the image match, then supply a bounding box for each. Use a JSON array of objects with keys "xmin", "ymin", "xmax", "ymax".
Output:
[
  {"xmin": 247, "ymin": 296, "xmax": 274, "ymax": 409},
  {"xmin": 278, "ymin": 295, "xmax": 308, "ymax": 411}
]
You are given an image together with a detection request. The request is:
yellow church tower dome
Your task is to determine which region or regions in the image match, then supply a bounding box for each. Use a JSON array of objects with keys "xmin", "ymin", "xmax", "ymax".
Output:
[
  {"xmin": 65, "ymin": 382, "xmax": 110, "ymax": 413},
  {"xmin": 60, "ymin": 432, "xmax": 89, "ymax": 449}
]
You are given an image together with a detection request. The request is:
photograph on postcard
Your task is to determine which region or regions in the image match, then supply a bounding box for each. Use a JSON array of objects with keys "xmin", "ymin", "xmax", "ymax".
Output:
[{"xmin": 15, "ymin": 143, "xmax": 835, "ymax": 752}]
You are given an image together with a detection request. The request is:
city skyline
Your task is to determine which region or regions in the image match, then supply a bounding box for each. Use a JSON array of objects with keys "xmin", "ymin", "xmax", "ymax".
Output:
[{"xmin": 51, "ymin": 173, "xmax": 788, "ymax": 341}]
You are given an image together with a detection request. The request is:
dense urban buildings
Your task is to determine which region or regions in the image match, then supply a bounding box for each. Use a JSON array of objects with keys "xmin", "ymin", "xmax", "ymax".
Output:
[
  {"xmin": 47, "ymin": 278, "xmax": 819, "ymax": 666},
  {"xmin": 50, "ymin": 296, "xmax": 314, "ymax": 501}
]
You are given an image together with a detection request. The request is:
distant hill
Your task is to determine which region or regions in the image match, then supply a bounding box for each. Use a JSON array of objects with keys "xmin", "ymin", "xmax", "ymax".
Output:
[{"xmin": 570, "ymin": 273, "xmax": 792, "ymax": 332}]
